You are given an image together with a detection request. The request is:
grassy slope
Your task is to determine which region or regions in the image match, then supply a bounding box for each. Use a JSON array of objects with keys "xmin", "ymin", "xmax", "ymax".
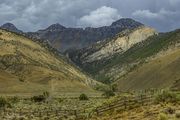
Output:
[
  {"xmin": 0, "ymin": 29, "xmax": 100, "ymax": 95},
  {"xmin": 116, "ymin": 49, "xmax": 180, "ymax": 91},
  {"xmin": 114, "ymin": 29, "xmax": 180, "ymax": 91}
]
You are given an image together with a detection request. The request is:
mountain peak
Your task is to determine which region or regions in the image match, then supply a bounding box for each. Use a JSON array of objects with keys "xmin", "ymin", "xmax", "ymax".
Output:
[
  {"xmin": 46, "ymin": 23, "xmax": 66, "ymax": 32},
  {"xmin": 1, "ymin": 23, "xmax": 23, "ymax": 33},
  {"xmin": 111, "ymin": 18, "xmax": 143, "ymax": 28}
]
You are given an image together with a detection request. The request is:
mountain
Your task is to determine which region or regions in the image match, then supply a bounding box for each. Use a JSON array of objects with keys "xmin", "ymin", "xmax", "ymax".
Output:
[
  {"xmin": 111, "ymin": 18, "xmax": 143, "ymax": 28},
  {"xmin": 67, "ymin": 26, "xmax": 157, "ymax": 83},
  {"xmin": 44, "ymin": 23, "xmax": 66, "ymax": 32},
  {"xmin": 68, "ymin": 28, "xmax": 180, "ymax": 90},
  {"xmin": 0, "ymin": 28, "xmax": 101, "ymax": 95},
  {"xmin": 0, "ymin": 23, "xmax": 23, "ymax": 34},
  {"xmin": 27, "ymin": 18, "xmax": 143, "ymax": 52}
]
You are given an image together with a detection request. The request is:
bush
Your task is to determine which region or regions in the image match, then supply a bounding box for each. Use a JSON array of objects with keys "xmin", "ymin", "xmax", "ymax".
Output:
[
  {"xmin": 158, "ymin": 113, "xmax": 168, "ymax": 120},
  {"xmin": 9, "ymin": 96, "xmax": 20, "ymax": 104},
  {"xmin": 31, "ymin": 92, "xmax": 49, "ymax": 102},
  {"xmin": 79, "ymin": 93, "xmax": 89, "ymax": 100},
  {"xmin": 102, "ymin": 90, "xmax": 115, "ymax": 98},
  {"xmin": 0, "ymin": 97, "xmax": 11, "ymax": 108},
  {"xmin": 110, "ymin": 84, "xmax": 118, "ymax": 92},
  {"xmin": 163, "ymin": 107, "xmax": 175, "ymax": 114},
  {"xmin": 155, "ymin": 90, "xmax": 179, "ymax": 103},
  {"xmin": 31, "ymin": 95, "xmax": 46, "ymax": 102}
]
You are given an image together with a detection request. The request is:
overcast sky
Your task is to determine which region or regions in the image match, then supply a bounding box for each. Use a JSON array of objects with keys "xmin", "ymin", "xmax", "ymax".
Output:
[{"xmin": 0, "ymin": 0, "xmax": 179, "ymax": 32}]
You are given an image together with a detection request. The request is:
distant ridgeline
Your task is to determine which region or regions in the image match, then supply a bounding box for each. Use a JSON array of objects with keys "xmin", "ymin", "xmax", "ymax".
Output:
[{"xmin": 1, "ymin": 18, "xmax": 143, "ymax": 52}]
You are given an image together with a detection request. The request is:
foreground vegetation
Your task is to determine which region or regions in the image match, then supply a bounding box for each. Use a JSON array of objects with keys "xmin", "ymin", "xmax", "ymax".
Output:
[
  {"xmin": 0, "ymin": 94, "xmax": 106, "ymax": 120},
  {"xmin": 92, "ymin": 90, "xmax": 180, "ymax": 120},
  {"xmin": 0, "ymin": 90, "xmax": 179, "ymax": 120}
]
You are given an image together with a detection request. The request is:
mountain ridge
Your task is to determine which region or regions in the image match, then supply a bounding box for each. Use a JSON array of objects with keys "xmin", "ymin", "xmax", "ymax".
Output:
[
  {"xmin": 0, "ymin": 23, "xmax": 23, "ymax": 34},
  {"xmin": 1, "ymin": 18, "xmax": 144, "ymax": 52}
]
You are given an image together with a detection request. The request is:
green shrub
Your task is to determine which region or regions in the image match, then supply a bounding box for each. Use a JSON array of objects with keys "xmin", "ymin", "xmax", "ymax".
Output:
[
  {"xmin": 111, "ymin": 84, "xmax": 118, "ymax": 92},
  {"xmin": 31, "ymin": 95, "xmax": 46, "ymax": 102},
  {"xmin": 58, "ymin": 98, "xmax": 64, "ymax": 103},
  {"xmin": 31, "ymin": 92, "xmax": 49, "ymax": 102},
  {"xmin": 19, "ymin": 78, "xmax": 25, "ymax": 82},
  {"xmin": 102, "ymin": 90, "xmax": 115, "ymax": 98},
  {"xmin": 158, "ymin": 113, "xmax": 168, "ymax": 120},
  {"xmin": 0, "ymin": 97, "xmax": 11, "ymax": 108},
  {"xmin": 164, "ymin": 107, "xmax": 175, "ymax": 114},
  {"xmin": 9, "ymin": 96, "xmax": 20, "ymax": 104},
  {"xmin": 155, "ymin": 91, "xmax": 179, "ymax": 103},
  {"xmin": 79, "ymin": 93, "xmax": 89, "ymax": 100}
]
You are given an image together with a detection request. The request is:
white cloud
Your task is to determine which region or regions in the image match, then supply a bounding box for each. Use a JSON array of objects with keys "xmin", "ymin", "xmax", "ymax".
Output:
[
  {"xmin": 132, "ymin": 8, "xmax": 177, "ymax": 19},
  {"xmin": 132, "ymin": 8, "xmax": 180, "ymax": 31},
  {"xmin": 78, "ymin": 6, "xmax": 121, "ymax": 27},
  {"xmin": 132, "ymin": 10, "xmax": 160, "ymax": 19}
]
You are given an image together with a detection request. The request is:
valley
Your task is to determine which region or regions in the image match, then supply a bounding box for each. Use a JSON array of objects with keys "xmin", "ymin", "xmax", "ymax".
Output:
[{"xmin": 0, "ymin": 18, "xmax": 179, "ymax": 120}]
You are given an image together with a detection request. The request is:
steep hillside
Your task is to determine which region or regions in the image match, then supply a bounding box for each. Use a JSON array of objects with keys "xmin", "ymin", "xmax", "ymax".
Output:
[
  {"xmin": 27, "ymin": 18, "xmax": 143, "ymax": 52},
  {"xmin": 68, "ymin": 26, "xmax": 157, "ymax": 83},
  {"xmin": 0, "ymin": 29, "xmax": 100, "ymax": 95},
  {"xmin": 115, "ymin": 29, "xmax": 180, "ymax": 91}
]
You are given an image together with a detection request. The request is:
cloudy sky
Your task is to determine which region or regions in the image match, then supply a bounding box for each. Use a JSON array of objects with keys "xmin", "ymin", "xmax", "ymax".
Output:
[{"xmin": 0, "ymin": 0, "xmax": 179, "ymax": 32}]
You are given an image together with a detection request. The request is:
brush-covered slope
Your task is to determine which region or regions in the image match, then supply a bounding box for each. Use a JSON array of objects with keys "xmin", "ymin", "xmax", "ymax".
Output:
[
  {"xmin": 67, "ymin": 26, "xmax": 157, "ymax": 83},
  {"xmin": 0, "ymin": 29, "xmax": 100, "ymax": 95},
  {"xmin": 115, "ymin": 29, "xmax": 180, "ymax": 91}
]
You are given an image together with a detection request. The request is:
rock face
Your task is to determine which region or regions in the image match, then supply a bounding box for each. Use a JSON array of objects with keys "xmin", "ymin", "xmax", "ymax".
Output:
[
  {"xmin": 82, "ymin": 26, "xmax": 157, "ymax": 63},
  {"xmin": 0, "ymin": 23, "xmax": 23, "ymax": 34},
  {"xmin": 27, "ymin": 18, "xmax": 143, "ymax": 52}
]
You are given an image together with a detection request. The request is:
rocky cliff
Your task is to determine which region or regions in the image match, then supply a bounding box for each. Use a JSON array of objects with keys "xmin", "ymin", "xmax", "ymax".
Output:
[{"xmin": 81, "ymin": 26, "xmax": 157, "ymax": 63}]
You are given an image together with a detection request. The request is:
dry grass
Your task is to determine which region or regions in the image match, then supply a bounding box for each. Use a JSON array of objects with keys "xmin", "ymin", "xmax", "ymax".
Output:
[
  {"xmin": 117, "ymin": 49, "xmax": 180, "ymax": 91},
  {"xmin": 0, "ymin": 29, "xmax": 100, "ymax": 95},
  {"xmin": 0, "ymin": 96, "xmax": 106, "ymax": 120},
  {"xmin": 92, "ymin": 103, "xmax": 180, "ymax": 120}
]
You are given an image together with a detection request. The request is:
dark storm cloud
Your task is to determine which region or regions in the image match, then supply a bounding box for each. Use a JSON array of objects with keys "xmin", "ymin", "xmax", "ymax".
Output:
[{"xmin": 0, "ymin": 0, "xmax": 179, "ymax": 32}]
